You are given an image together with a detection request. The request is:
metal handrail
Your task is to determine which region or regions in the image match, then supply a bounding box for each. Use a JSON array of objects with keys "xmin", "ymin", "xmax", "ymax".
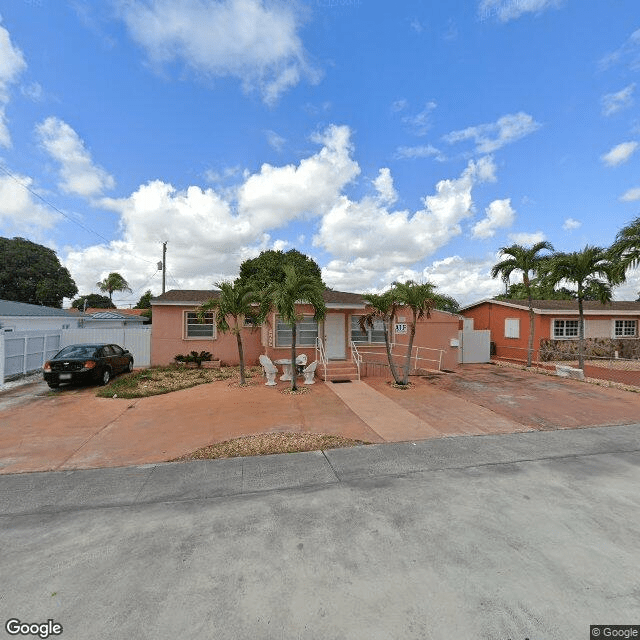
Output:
[
  {"xmin": 315, "ymin": 337, "xmax": 327, "ymax": 380},
  {"xmin": 350, "ymin": 340, "xmax": 362, "ymax": 380}
]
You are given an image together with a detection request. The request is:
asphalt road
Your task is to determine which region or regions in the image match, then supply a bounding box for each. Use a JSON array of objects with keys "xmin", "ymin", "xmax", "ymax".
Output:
[{"xmin": 1, "ymin": 425, "xmax": 640, "ymax": 640}]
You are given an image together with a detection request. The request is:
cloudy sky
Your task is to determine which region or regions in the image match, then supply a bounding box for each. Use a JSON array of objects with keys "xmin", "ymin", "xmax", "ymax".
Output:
[{"xmin": 1, "ymin": 0, "xmax": 639, "ymax": 307}]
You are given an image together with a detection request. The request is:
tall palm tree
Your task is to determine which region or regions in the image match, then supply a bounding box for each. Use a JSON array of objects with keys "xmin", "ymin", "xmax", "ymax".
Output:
[
  {"xmin": 96, "ymin": 272, "xmax": 132, "ymax": 301},
  {"xmin": 267, "ymin": 264, "xmax": 326, "ymax": 391},
  {"xmin": 359, "ymin": 291, "xmax": 402, "ymax": 385},
  {"xmin": 547, "ymin": 245, "xmax": 619, "ymax": 369},
  {"xmin": 610, "ymin": 215, "xmax": 640, "ymax": 272},
  {"xmin": 392, "ymin": 280, "xmax": 436, "ymax": 386},
  {"xmin": 198, "ymin": 280, "xmax": 259, "ymax": 386},
  {"xmin": 491, "ymin": 241, "xmax": 554, "ymax": 367}
]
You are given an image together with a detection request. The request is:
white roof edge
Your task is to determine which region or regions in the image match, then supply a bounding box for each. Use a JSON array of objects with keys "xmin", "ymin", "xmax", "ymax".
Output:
[{"xmin": 460, "ymin": 299, "xmax": 640, "ymax": 315}]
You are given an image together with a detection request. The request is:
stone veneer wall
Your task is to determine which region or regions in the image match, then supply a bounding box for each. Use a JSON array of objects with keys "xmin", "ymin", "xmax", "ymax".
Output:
[{"xmin": 539, "ymin": 337, "xmax": 640, "ymax": 361}]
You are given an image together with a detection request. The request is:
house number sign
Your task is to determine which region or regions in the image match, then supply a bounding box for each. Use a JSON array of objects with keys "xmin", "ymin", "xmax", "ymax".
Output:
[{"xmin": 395, "ymin": 323, "xmax": 407, "ymax": 334}]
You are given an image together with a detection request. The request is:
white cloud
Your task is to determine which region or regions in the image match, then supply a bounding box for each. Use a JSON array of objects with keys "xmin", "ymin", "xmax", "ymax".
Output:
[
  {"xmin": 0, "ymin": 19, "xmax": 27, "ymax": 147},
  {"xmin": 118, "ymin": 0, "xmax": 318, "ymax": 105},
  {"xmin": 508, "ymin": 231, "xmax": 546, "ymax": 245},
  {"xmin": 472, "ymin": 198, "xmax": 515, "ymax": 239},
  {"xmin": 562, "ymin": 217, "xmax": 581, "ymax": 231},
  {"xmin": 391, "ymin": 99, "xmax": 408, "ymax": 112},
  {"xmin": 36, "ymin": 117, "xmax": 115, "ymax": 197},
  {"xmin": 601, "ymin": 141, "xmax": 638, "ymax": 167},
  {"xmin": 0, "ymin": 172, "xmax": 60, "ymax": 234},
  {"xmin": 314, "ymin": 156, "xmax": 497, "ymax": 291},
  {"xmin": 372, "ymin": 168, "xmax": 398, "ymax": 206},
  {"xmin": 395, "ymin": 144, "xmax": 445, "ymax": 161},
  {"xmin": 478, "ymin": 0, "xmax": 564, "ymax": 22},
  {"xmin": 422, "ymin": 255, "xmax": 503, "ymax": 306},
  {"xmin": 64, "ymin": 124, "xmax": 359, "ymax": 297},
  {"xmin": 613, "ymin": 265, "xmax": 640, "ymax": 301},
  {"xmin": 265, "ymin": 129, "xmax": 286, "ymax": 152},
  {"xmin": 602, "ymin": 84, "xmax": 635, "ymax": 116},
  {"xmin": 620, "ymin": 187, "xmax": 640, "ymax": 202},
  {"xmin": 402, "ymin": 101, "xmax": 437, "ymax": 136},
  {"xmin": 600, "ymin": 28, "xmax": 640, "ymax": 71},
  {"xmin": 444, "ymin": 112, "xmax": 540, "ymax": 153}
]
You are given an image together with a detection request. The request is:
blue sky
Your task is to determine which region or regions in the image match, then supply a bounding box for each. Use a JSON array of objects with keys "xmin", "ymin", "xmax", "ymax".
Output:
[{"xmin": 1, "ymin": 0, "xmax": 639, "ymax": 307}]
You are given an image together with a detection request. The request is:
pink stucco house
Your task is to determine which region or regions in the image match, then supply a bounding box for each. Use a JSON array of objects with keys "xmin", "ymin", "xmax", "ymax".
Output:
[{"xmin": 151, "ymin": 289, "xmax": 461, "ymax": 380}]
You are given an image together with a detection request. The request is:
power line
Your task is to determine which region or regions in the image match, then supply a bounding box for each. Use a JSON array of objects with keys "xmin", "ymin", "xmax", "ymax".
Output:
[{"xmin": 0, "ymin": 163, "xmax": 159, "ymax": 266}]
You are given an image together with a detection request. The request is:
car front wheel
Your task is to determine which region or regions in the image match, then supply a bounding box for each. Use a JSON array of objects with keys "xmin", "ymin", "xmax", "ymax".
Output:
[
  {"xmin": 100, "ymin": 368, "xmax": 111, "ymax": 386},
  {"xmin": 127, "ymin": 360, "xmax": 134, "ymax": 373}
]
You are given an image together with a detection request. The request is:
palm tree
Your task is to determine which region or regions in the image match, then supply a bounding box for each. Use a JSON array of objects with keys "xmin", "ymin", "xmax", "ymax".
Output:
[
  {"xmin": 491, "ymin": 241, "xmax": 554, "ymax": 367},
  {"xmin": 547, "ymin": 245, "xmax": 620, "ymax": 369},
  {"xmin": 198, "ymin": 280, "xmax": 259, "ymax": 385},
  {"xmin": 610, "ymin": 216, "xmax": 640, "ymax": 272},
  {"xmin": 266, "ymin": 264, "xmax": 326, "ymax": 391},
  {"xmin": 359, "ymin": 291, "xmax": 402, "ymax": 385},
  {"xmin": 97, "ymin": 272, "xmax": 132, "ymax": 301},
  {"xmin": 392, "ymin": 280, "xmax": 436, "ymax": 386}
]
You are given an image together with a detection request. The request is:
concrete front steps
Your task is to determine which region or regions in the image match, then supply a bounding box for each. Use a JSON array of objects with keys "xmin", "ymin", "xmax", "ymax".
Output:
[{"xmin": 320, "ymin": 360, "xmax": 360, "ymax": 382}]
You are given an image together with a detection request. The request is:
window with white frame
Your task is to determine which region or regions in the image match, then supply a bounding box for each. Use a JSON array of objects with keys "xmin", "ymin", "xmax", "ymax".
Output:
[
  {"xmin": 614, "ymin": 319, "xmax": 637, "ymax": 337},
  {"xmin": 276, "ymin": 316, "xmax": 318, "ymax": 347},
  {"xmin": 504, "ymin": 318, "xmax": 520, "ymax": 339},
  {"xmin": 351, "ymin": 315, "xmax": 386, "ymax": 344},
  {"xmin": 185, "ymin": 311, "xmax": 215, "ymax": 338},
  {"xmin": 553, "ymin": 319, "xmax": 579, "ymax": 339}
]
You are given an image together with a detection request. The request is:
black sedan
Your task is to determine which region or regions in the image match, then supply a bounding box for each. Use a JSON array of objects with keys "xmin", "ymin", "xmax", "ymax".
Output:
[{"xmin": 43, "ymin": 343, "xmax": 134, "ymax": 389}]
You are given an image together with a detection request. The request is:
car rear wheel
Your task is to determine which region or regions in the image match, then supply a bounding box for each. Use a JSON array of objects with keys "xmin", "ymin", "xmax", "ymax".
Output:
[
  {"xmin": 100, "ymin": 368, "xmax": 111, "ymax": 386},
  {"xmin": 47, "ymin": 382, "xmax": 59, "ymax": 389}
]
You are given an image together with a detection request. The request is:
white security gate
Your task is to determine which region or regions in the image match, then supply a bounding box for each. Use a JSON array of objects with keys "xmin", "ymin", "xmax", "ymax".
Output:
[
  {"xmin": 458, "ymin": 329, "xmax": 491, "ymax": 363},
  {"xmin": 1, "ymin": 331, "xmax": 62, "ymax": 381}
]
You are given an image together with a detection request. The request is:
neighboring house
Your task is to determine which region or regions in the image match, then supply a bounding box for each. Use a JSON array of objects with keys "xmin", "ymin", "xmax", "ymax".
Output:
[
  {"xmin": 151, "ymin": 289, "xmax": 461, "ymax": 376},
  {"xmin": 79, "ymin": 310, "xmax": 148, "ymax": 329},
  {"xmin": 460, "ymin": 299, "xmax": 640, "ymax": 361},
  {"xmin": 0, "ymin": 299, "xmax": 81, "ymax": 332}
]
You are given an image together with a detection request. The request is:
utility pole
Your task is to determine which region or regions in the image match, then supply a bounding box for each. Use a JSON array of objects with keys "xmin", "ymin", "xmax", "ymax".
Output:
[{"xmin": 162, "ymin": 241, "xmax": 167, "ymax": 294}]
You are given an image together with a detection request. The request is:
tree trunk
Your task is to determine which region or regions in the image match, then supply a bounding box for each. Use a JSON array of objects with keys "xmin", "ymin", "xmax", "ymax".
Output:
[
  {"xmin": 402, "ymin": 314, "xmax": 417, "ymax": 385},
  {"xmin": 383, "ymin": 322, "xmax": 402, "ymax": 384},
  {"xmin": 290, "ymin": 323, "xmax": 297, "ymax": 391},
  {"xmin": 236, "ymin": 328, "xmax": 246, "ymax": 385},
  {"xmin": 577, "ymin": 292, "xmax": 585, "ymax": 370},
  {"xmin": 527, "ymin": 303, "xmax": 535, "ymax": 367}
]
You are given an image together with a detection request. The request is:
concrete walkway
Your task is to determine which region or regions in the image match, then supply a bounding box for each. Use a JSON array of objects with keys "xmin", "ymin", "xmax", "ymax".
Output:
[
  {"xmin": 325, "ymin": 380, "xmax": 442, "ymax": 440},
  {"xmin": 327, "ymin": 379, "xmax": 524, "ymax": 440}
]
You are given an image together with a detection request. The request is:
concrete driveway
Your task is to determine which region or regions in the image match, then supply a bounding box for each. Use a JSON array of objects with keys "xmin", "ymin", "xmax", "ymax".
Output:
[
  {"xmin": 1, "ymin": 425, "xmax": 639, "ymax": 639},
  {"xmin": 1, "ymin": 364, "xmax": 640, "ymax": 474}
]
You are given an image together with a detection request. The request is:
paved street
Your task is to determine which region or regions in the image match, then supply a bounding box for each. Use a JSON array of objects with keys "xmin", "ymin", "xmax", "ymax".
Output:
[{"xmin": 2, "ymin": 424, "xmax": 639, "ymax": 639}]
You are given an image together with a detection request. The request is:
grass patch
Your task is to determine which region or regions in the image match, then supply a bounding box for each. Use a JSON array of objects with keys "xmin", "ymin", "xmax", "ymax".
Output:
[
  {"xmin": 171, "ymin": 432, "xmax": 370, "ymax": 461},
  {"xmin": 96, "ymin": 365, "xmax": 262, "ymax": 398}
]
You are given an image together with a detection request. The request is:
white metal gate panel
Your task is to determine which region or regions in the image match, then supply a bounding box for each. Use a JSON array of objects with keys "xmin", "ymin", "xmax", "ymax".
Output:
[
  {"xmin": 60, "ymin": 327, "xmax": 151, "ymax": 367},
  {"xmin": 459, "ymin": 329, "xmax": 491, "ymax": 363},
  {"xmin": 2, "ymin": 331, "xmax": 62, "ymax": 381}
]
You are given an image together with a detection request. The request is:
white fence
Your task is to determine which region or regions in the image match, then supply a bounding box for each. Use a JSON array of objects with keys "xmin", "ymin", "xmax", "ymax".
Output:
[{"xmin": 1, "ymin": 327, "xmax": 151, "ymax": 384}]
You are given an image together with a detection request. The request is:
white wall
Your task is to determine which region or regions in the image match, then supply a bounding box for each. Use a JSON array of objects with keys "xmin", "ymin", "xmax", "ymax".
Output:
[{"xmin": 0, "ymin": 316, "xmax": 80, "ymax": 332}]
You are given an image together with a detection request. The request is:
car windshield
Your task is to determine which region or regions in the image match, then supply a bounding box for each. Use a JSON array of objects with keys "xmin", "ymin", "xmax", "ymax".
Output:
[{"xmin": 55, "ymin": 346, "xmax": 98, "ymax": 359}]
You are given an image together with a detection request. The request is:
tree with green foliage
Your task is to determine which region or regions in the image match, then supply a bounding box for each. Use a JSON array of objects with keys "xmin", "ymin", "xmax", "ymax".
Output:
[
  {"xmin": 134, "ymin": 290, "xmax": 153, "ymax": 309},
  {"xmin": 198, "ymin": 280, "xmax": 259, "ymax": 385},
  {"xmin": 71, "ymin": 293, "xmax": 116, "ymax": 310},
  {"xmin": 610, "ymin": 215, "xmax": 640, "ymax": 272},
  {"xmin": 392, "ymin": 281, "xmax": 436, "ymax": 386},
  {"xmin": 238, "ymin": 249, "xmax": 324, "ymax": 293},
  {"xmin": 0, "ymin": 237, "xmax": 77, "ymax": 308},
  {"xmin": 97, "ymin": 272, "xmax": 132, "ymax": 301},
  {"xmin": 547, "ymin": 245, "xmax": 620, "ymax": 370},
  {"xmin": 359, "ymin": 291, "xmax": 402, "ymax": 384},
  {"xmin": 491, "ymin": 241, "xmax": 554, "ymax": 367},
  {"xmin": 266, "ymin": 264, "xmax": 326, "ymax": 391}
]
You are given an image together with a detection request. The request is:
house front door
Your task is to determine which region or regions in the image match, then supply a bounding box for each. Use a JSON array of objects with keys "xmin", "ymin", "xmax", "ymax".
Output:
[{"xmin": 325, "ymin": 314, "xmax": 346, "ymax": 359}]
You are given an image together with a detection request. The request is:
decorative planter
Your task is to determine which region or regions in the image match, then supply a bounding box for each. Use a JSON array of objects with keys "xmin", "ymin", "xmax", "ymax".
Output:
[{"xmin": 201, "ymin": 360, "xmax": 221, "ymax": 369}]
